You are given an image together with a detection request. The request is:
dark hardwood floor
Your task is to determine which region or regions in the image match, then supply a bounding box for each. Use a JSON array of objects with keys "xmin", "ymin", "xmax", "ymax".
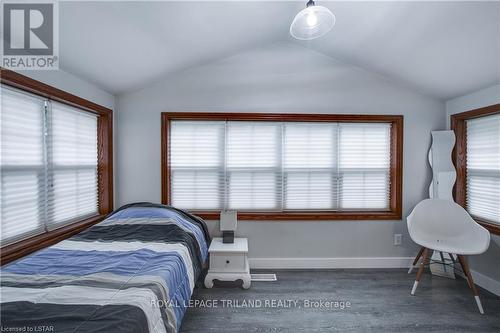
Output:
[{"xmin": 181, "ymin": 269, "xmax": 500, "ymax": 332}]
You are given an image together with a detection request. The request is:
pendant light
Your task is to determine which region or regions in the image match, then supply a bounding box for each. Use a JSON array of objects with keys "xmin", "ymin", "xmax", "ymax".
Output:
[{"xmin": 290, "ymin": 0, "xmax": 335, "ymax": 40}]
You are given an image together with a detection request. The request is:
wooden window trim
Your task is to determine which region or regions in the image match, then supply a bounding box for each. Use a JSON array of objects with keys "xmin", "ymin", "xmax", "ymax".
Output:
[
  {"xmin": 161, "ymin": 112, "xmax": 403, "ymax": 221},
  {"xmin": 0, "ymin": 68, "xmax": 114, "ymax": 264},
  {"xmin": 0, "ymin": 215, "xmax": 105, "ymax": 264},
  {"xmin": 450, "ymin": 103, "xmax": 500, "ymax": 235}
]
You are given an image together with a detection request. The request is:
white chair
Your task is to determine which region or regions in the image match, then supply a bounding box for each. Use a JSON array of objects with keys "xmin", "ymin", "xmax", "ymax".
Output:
[{"xmin": 407, "ymin": 199, "xmax": 490, "ymax": 314}]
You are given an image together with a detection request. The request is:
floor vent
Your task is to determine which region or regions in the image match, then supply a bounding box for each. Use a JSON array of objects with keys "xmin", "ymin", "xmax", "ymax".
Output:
[{"xmin": 251, "ymin": 273, "xmax": 277, "ymax": 282}]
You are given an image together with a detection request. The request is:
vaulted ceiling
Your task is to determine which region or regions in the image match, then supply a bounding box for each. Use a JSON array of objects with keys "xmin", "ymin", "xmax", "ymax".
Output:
[{"xmin": 58, "ymin": 1, "xmax": 500, "ymax": 100}]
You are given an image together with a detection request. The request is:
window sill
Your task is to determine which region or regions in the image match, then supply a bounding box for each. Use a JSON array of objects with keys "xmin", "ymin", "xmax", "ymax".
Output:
[
  {"xmin": 1, "ymin": 214, "xmax": 106, "ymax": 265},
  {"xmin": 190, "ymin": 211, "xmax": 402, "ymax": 221},
  {"xmin": 474, "ymin": 217, "xmax": 500, "ymax": 235}
]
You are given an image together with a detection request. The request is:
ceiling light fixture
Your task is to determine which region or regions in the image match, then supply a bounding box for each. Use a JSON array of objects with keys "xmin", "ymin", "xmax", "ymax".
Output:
[{"xmin": 290, "ymin": 0, "xmax": 335, "ymax": 40}]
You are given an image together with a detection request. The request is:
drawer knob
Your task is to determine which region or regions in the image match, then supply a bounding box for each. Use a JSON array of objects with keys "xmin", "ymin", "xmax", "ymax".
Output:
[{"xmin": 226, "ymin": 260, "xmax": 230, "ymax": 264}]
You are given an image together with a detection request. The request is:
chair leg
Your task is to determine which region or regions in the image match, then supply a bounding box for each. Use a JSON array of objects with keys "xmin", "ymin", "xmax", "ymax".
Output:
[
  {"xmin": 411, "ymin": 247, "xmax": 429, "ymax": 295},
  {"xmin": 457, "ymin": 255, "xmax": 484, "ymax": 314},
  {"xmin": 408, "ymin": 246, "xmax": 425, "ymax": 274},
  {"xmin": 457, "ymin": 254, "xmax": 472, "ymax": 289}
]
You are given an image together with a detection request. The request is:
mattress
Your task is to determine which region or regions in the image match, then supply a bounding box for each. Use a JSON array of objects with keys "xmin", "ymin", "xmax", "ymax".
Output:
[{"xmin": 0, "ymin": 203, "xmax": 210, "ymax": 333}]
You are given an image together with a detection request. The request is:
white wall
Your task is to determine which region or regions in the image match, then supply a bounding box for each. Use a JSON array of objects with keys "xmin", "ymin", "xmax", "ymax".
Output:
[
  {"xmin": 446, "ymin": 84, "xmax": 500, "ymax": 122},
  {"xmin": 20, "ymin": 69, "xmax": 115, "ymax": 110},
  {"xmin": 446, "ymin": 84, "xmax": 500, "ymax": 293},
  {"xmin": 116, "ymin": 42, "xmax": 445, "ymax": 266}
]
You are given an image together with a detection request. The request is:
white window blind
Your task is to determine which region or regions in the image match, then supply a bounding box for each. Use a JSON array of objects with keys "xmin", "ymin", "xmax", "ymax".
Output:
[
  {"xmin": 170, "ymin": 121, "xmax": 225, "ymax": 210},
  {"xmin": 169, "ymin": 120, "xmax": 392, "ymax": 212},
  {"xmin": 1, "ymin": 87, "xmax": 46, "ymax": 244},
  {"xmin": 47, "ymin": 102, "xmax": 98, "ymax": 229},
  {"xmin": 339, "ymin": 123, "xmax": 391, "ymax": 210},
  {"xmin": 0, "ymin": 85, "xmax": 100, "ymax": 245},
  {"xmin": 227, "ymin": 122, "xmax": 281, "ymax": 210},
  {"xmin": 284, "ymin": 123, "xmax": 337, "ymax": 210},
  {"xmin": 466, "ymin": 113, "xmax": 500, "ymax": 224}
]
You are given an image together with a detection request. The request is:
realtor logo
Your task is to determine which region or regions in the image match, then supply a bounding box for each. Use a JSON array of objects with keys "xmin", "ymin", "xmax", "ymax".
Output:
[{"xmin": 2, "ymin": 1, "xmax": 59, "ymax": 70}]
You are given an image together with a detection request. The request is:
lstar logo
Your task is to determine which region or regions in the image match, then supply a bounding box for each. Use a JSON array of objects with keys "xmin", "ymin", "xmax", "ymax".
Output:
[{"xmin": 2, "ymin": 1, "xmax": 59, "ymax": 70}]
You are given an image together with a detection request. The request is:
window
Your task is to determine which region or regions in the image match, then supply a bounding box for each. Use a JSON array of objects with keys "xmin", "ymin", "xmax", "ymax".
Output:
[
  {"xmin": 1, "ymin": 86, "xmax": 100, "ymax": 244},
  {"xmin": 48, "ymin": 101, "xmax": 99, "ymax": 229},
  {"xmin": 1, "ymin": 88, "xmax": 46, "ymax": 243},
  {"xmin": 1, "ymin": 69, "xmax": 113, "ymax": 263},
  {"xmin": 170, "ymin": 121, "xmax": 225, "ymax": 210},
  {"xmin": 226, "ymin": 122, "xmax": 281, "ymax": 210},
  {"xmin": 466, "ymin": 114, "xmax": 500, "ymax": 223},
  {"xmin": 163, "ymin": 113, "xmax": 403, "ymax": 220},
  {"xmin": 451, "ymin": 104, "xmax": 500, "ymax": 235}
]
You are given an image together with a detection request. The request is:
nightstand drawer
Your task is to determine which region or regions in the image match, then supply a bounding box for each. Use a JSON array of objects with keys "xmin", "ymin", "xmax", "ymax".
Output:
[
  {"xmin": 210, "ymin": 253, "xmax": 246, "ymax": 272},
  {"xmin": 205, "ymin": 238, "xmax": 251, "ymax": 289}
]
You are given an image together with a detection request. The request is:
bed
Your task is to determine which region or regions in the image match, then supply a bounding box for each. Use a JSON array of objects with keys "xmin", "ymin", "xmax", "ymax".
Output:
[{"xmin": 0, "ymin": 203, "xmax": 210, "ymax": 333}]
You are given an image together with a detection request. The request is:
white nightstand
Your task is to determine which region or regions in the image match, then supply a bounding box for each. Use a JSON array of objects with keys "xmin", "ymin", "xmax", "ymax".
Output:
[{"xmin": 204, "ymin": 238, "xmax": 251, "ymax": 289}]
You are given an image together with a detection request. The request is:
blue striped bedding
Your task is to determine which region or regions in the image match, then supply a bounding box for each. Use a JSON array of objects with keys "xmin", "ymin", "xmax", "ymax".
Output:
[{"xmin": 0, "ymin": 203, "xmax": 210, "ymax": 333}]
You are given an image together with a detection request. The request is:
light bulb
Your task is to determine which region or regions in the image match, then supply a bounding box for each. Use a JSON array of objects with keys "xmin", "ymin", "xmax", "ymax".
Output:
[{"xmin": 306, "ymin": 12, "xmax": 318, "ymax": 27}]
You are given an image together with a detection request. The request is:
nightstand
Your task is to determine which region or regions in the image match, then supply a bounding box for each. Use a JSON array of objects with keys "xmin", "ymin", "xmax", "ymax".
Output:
[{"xmin": 204, "ymin": 237, "xmax": 251, "ymax": 289}]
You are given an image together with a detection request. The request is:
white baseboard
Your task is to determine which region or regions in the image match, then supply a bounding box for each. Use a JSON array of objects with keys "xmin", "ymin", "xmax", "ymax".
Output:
[
  {"xmin": 456, "ymin": 269, "xmax": 500, "ymax": 297},
  {"xmin": 249, "ymin": 257, "xmax": 500, "ymax": 296},
  {"xmin": 471, "ymin": 270, "xmax": 500, "ymax": 296},
  {"xmin": 249, "ymin": 257, "xmax": 413, "ymax": 269}
]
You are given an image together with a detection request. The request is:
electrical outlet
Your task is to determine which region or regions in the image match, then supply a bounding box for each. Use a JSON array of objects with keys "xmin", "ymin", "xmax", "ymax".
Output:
[{"xmin": 394, "ymin": 234, "xmax": 402, "ymax": 246}]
